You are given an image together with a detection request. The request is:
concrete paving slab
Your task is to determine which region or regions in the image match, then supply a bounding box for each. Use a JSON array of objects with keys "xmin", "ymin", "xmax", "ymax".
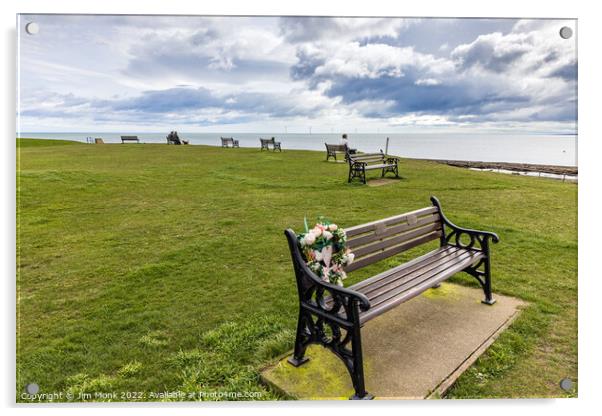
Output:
[{"xmin": 261, "ymin": 283, "xmax": 526, "ymax": 400}]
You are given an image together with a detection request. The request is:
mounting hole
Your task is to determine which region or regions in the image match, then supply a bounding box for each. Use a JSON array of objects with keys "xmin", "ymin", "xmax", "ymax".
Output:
[
  {"xmin": 25, "ymin": 383, "xmax": 39, "ymax": 394},
  {"xmin": 559, "ymin": 378, "xmax": 573, "ymax": 391},
  {"xmin": 559, "ymin": 26, "xmax": 573, "ymax": 39},
  {"xmin": 25, "ymin": 22, "xmax": 39, "ymax": 35}
]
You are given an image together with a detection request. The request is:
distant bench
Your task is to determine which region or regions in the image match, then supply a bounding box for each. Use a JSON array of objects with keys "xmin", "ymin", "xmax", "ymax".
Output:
[
  {"xmin": 121, "ymin": 136, "xmax": 140, "ymax": 144},
  {"xmin": 325, "ymin": 143, "xmax": 356, "ymax": 162},
  {"xmin": 284, "ymin": 197, "xmax": 499, "ymax": 399},
  {"xmin": 348, "ymin": 150, "xmax": 399, "ymax": 184},
  {"xmin": 221, "ymin": 137, "xmax": 240, "ymax": 148},
  {"xmin": 260, "ymin": 137, "xmax": 282, "ymax": 152}
]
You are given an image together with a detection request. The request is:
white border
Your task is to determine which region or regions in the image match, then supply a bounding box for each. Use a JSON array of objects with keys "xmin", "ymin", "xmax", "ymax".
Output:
[{"xmin": 3, "ymin": 1, "xmax": 600, "ymax": 415}]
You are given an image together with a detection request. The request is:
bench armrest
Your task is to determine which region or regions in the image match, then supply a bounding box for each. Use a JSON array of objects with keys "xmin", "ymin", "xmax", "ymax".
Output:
[
  {"xmin": 349, "ymin": 159, "xmax": 367, "ymax": 167},
  {"xmin": 430, "ymin": 196, "xmax": 500, "ymax": 248},
  {"xmin": 386, "ymin": 156, "xmax": 399, "ymax": 164},
  {"xmin": 299, "ymin": 260, "xmax": 371, "ymax": 312}
]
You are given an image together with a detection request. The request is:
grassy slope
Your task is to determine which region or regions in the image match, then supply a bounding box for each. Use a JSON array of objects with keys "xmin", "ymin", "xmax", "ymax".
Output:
[{"xmin": 16, "ymin": 139, "xmax": 577, "ymax": 401}]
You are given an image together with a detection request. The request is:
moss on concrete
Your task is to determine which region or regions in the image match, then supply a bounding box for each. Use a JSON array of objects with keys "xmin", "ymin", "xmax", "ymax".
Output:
[{"xmin": 262, "ymin": 345, "xmax": 356, "ymax": 400}]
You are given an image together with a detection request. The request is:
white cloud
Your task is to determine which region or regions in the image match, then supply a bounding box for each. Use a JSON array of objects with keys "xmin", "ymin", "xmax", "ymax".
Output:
[
  {"xmin": 309, "ymin": 41, "xmax": 454, "ymax": 79},
  {"xmin": 415, "ymin": 78, "xmax": 441, "ymax": 86}
]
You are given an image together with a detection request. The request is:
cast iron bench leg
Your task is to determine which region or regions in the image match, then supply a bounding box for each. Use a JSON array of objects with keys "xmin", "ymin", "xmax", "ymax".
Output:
[
  {"xmin": 481, "ymin": 246, "xmax": 496, "ymax": 305},
  {"xmin": 288, "ymin": 309, "xmax": 311, "ymax": 367},
  {"xmin": 349, "ymin": 315, "xmax": 373, "ymax": 400}
]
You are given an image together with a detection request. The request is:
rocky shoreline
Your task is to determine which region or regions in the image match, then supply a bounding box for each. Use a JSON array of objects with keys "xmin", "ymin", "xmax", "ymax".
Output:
[{"xmin": 419, "ymin": 159, "xmax": 577, "ymax": 176}]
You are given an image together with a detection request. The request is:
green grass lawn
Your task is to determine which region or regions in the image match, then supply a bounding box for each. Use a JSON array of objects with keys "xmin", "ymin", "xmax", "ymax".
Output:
[{"xmin": 16, "ymin": 138, "xmax": 577, "ymax": 401}]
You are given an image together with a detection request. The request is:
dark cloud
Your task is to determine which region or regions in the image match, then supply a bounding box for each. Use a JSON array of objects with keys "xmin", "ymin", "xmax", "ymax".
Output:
[
  {"xmin": 23, "ymin": 85, "xmax": 328, "ymax": 126},
  {"xmin": 289, "ymin": 48, "xmax": 325, "ymax": 82},
  {"xmin": 103, "ymin": 87, "xmax": 222, "ymax": 112},
  {"xmin": 324, "ymin": 74, "xmax": 536, "ymax": 119},
  {"xmin": 548, "ymin": 63, "xmax": 577, "ymax": 81}
]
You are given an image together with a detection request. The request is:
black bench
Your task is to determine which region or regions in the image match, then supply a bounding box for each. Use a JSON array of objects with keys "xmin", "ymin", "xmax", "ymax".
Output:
[
  {"xmin": 260, "ymin": 137, "xmax": 282, "ymax": 152},
  {"xmin": 121, "ymin": 135, "xmax": 140, "ymax": 144},
  {"xmin": 284, "ymin": 196, "xmax": 499, "ymax": 400},
  {"xmin": 325, "ymin": 143, "xmax": 356, "ymax": 162},
  {"xmin": 348, "ymin": 150, "xmax": 399, "ymax": 183},
  {"xmin": 221, "ymin": 137, "xmax": 240, "ymax": 148}
]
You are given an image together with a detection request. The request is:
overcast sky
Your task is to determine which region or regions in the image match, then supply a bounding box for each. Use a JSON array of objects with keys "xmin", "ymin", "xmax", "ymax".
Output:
[{"xmin": 17, "ymin": 15, "xmax": 577, "ymax": 133}]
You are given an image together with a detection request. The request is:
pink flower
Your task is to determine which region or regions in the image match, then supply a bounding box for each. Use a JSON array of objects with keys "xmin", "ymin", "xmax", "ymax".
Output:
[
  {"xmin": 322, "ymin": 245, "xmax": 333, "ymax": 266},
  {"xmin": 328, "ymin": 224, "xmax": 338, "ymax": 231},
  {"xmin": 304, "ymin": 232, "xmax": 316, "ymax": 245},
  {"xmin": 321, "ymin": 266, "xmax": 330, "ymax": 282},
  {"xmin": 323, "ymin": 231, "xmax": 333, "ymax": 240}
]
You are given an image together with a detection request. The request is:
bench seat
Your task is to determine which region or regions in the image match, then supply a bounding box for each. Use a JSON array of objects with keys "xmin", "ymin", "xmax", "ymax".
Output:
[
  {"xmin": 353, "ymin": 246, "xmax": 483, "ymax": 323},
  {"xmin": 324, "ymin": 246, "xmax": 483, "ymax": 323}
]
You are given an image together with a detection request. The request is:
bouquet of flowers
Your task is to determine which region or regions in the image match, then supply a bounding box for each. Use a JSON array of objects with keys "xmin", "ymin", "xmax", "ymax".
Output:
[{"xmin": 297, "ymin": 217, "xmax": 355, "ymax": 286}]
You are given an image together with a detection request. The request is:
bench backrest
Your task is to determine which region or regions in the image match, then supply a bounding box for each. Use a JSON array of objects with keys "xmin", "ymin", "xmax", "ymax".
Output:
[
  {"xmin": 121, "ymin": 136, "xmax": 139, "ymax": 141},
  {"xmin": 221, "ymin": 137, "xmax": 233, "ymax": 143},
  {"xmin": 260, "ymin": 138, "xmax": 275, "ymax": 144},
  {"xmin": 348, "ymin": 151, "xmax": 385, "ymax": 164},
  {"xmin": 325, "ymin": 143, "xmax": 348, "ymax": 152},
  {"xmin": 344, "ymin": 206, "xmax": 443, "ymax": 272}
]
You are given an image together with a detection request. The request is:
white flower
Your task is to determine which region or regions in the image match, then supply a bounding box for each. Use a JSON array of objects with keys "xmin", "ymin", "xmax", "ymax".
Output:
[
  {"xmin": 314, "ymin": 250, "xmax": 323, "ymax": 262},
  {"xmin": 304, "ymin": 232, "xmax": 316, "ymax": 245},
  {"xmin": 346, "ymin": 253, "xmax": 355, "ymax": 265},
  {"xmin": 323, "ymin": 231, "xmax": 333, "ymax": 240},
  {"xmin": 312, "ymin": 226, "xmax": 323, "ymax": 237},
  {"xmin": 328, "ymin": 224, "xmax": 338, "ymax": 231}
]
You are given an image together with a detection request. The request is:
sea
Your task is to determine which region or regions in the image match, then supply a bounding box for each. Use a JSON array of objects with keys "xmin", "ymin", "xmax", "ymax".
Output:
[{"xmin": 18, "ymin": 132, "xmax": 578, "ymax": 167}]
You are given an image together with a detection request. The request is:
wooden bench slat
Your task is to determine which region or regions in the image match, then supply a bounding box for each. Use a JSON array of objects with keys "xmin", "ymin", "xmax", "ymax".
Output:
[
  {"xmin": 326, "ymin": 144, "xmax": 347, "ymax": 151},
  {"xmin": 363, "ymin": 164, "xmax": 397, "ymax": 170},
  {"xmin": 361, "ymin": 248, "xmax": 478, "ymax": 301},
  {"xmin": 327, "ymin": 247, "xmax": 460, "ymax": 310},
  {"xmin": 328, "ymin": 247, "xmax": 480, "ymax": 320},
  {"xmin": 347, "ymin": 213, "xmax": 441, "ymax": 249},
  {"xmin": 353, "ymin": 158, "xmax": 387, "ymax": 163},
  {"xmin": 348, "ymin": 246, "xmax": 460, "ymax": 290},
  {"xmin": 359, "ymin": 250, "xmax": 484, "ymax": 323},
  {"xmin": 351, "ymin": 222, "xmax": 442, "ymax": 258},
  {"xmin": 345, "ymin": 230, "xmax": 441, "ymax": 272},
  {"xmin": 345, "ymin": 206, "xmax": 438, "ymax": 237},
  {"xmin": 352, "ymin": 153, "xmax": 384, "ymax": 158},
  {"xmin": 352, "ymin": 154, "xmax": 383, "ymax": 158}
]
